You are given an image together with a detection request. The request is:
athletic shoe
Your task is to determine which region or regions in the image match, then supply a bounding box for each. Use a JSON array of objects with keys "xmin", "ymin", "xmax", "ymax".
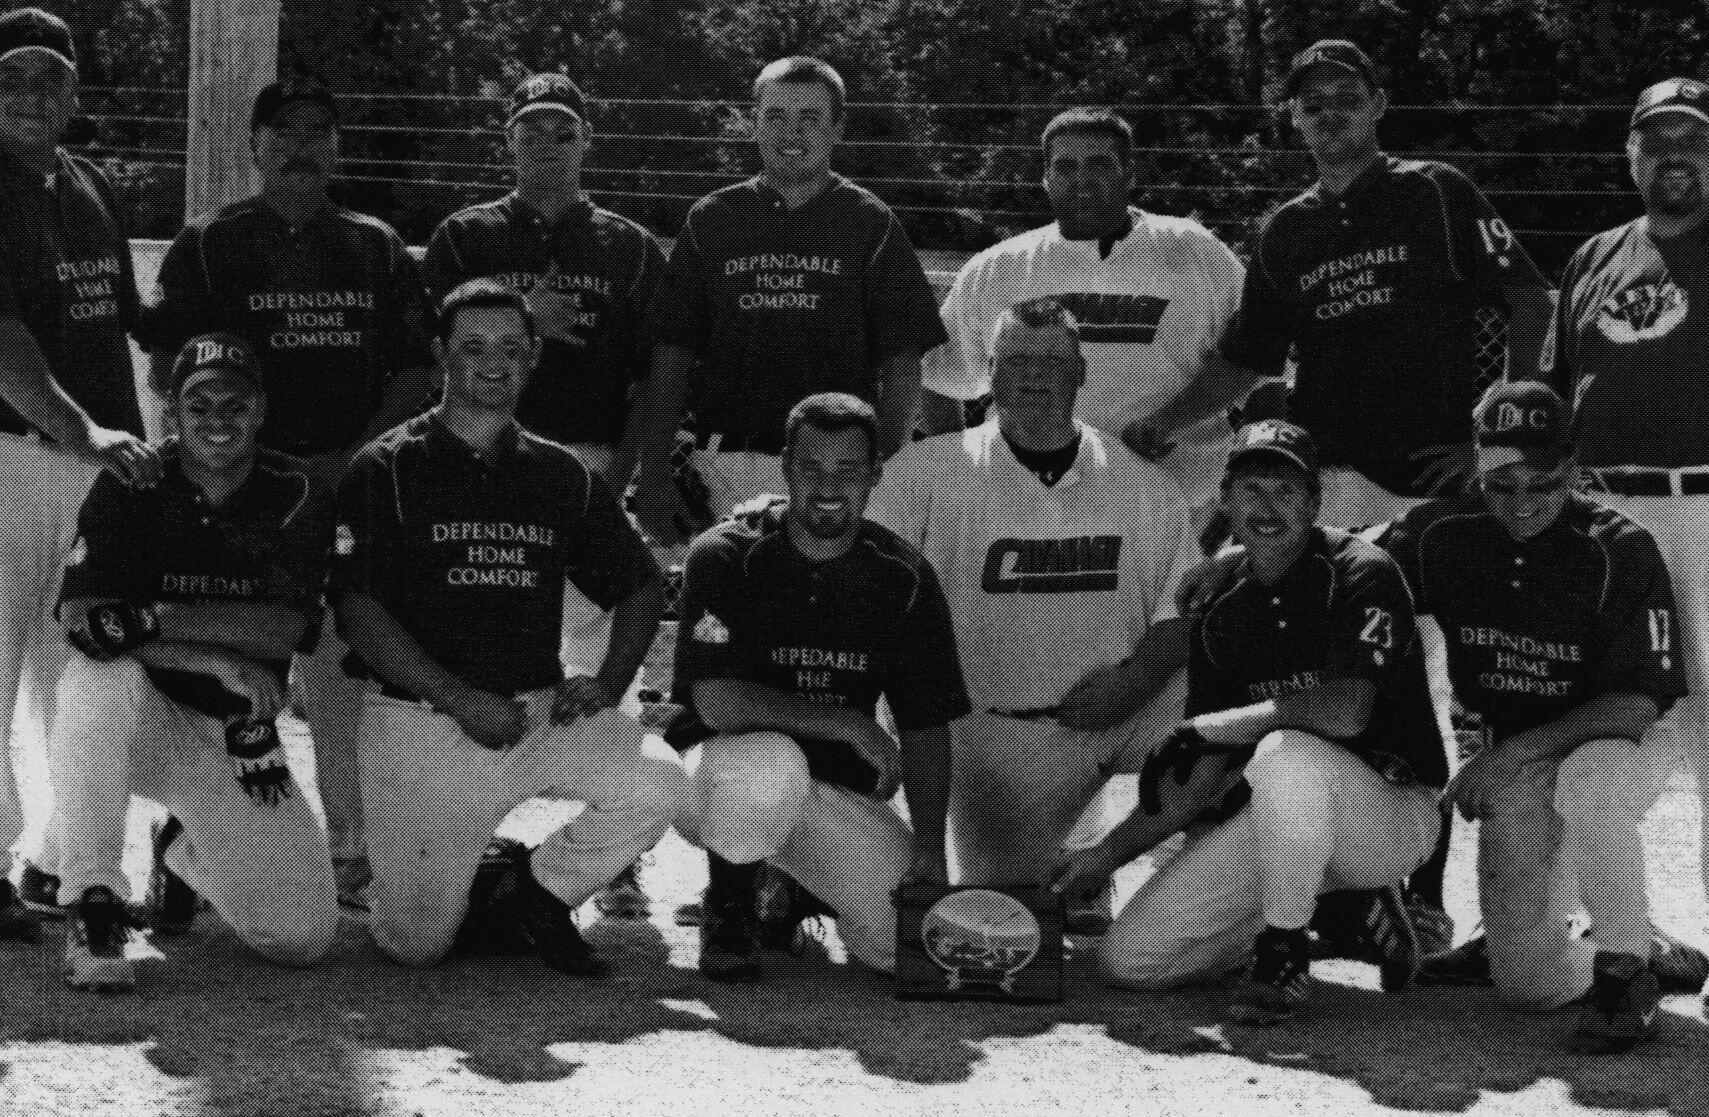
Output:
[
  {"xmin": 1648, "ymin": 928, "xmax": 1709, "ymax": 995},
  {"xmin": 1064, "ymin": 880, "xmax": 1115, "ymax": 937},
  {"xmin": 1418, "ymin": 933, "xmax": 1492, "ymax": 986},
  {"xmin": 0, "ymin": 879, "xmax": 41, "ymax": 942},
  {"xmin": 1566, "ymin": 952, "xmax": 1660, "ymax": 1055},
  {"xmin": 1308, "ymin": 886, "xmax": 1421, "ymax": 989},
  {"xmin": 754, "ymin": 864, "xmax": 834, "ymax": 954},
  {"xmin": 64, "ymin": 887, "xmax": 136, "ymax": 993},
  {"xmin": 146, "ymin": 817, "xmax": 199, "ymax": 936},
  {"xmin": 515, "ymin": 864, "xmax": 609, "ymax": 979},
  {"xmin": 17, "ymin": 860, "xmax": 65, "ymax": 918},
  {"xmin": 1404, "ymin": 894, "xmax": 1455, "ymax": 959},
  {"xmin": 1229, "ymin": 926, "xmax": 1312, "ymax": 1026},
  {"xmin": 594, "ymin": 859, "xmax": 650, "ymax": 921},
  {"xmin": 699, "ymin": 899, "xmax": 763, "ymax": 983}
]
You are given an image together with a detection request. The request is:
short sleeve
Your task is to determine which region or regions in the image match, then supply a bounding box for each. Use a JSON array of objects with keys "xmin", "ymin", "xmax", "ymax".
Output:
[
  {"xmin": 1196, "ymin": 229, "xmax": 1246, "ymax": 349},
  {"xmin": 562, "ymin": 472, "xmax": 659, "ymax": 611},
  {"xmin": 1219, "ymin": 218, "xmax": 1293, "ymax": 378},
  {"xmin": 643, "ymin": 208, "xmax": 712, "ymax": 352},
  {"xmin": 329, "ymin": 448, "xmax": 404, "ymax": 604},
  {"xmin": 922, "ymin": 258, "xmax": 996, "ymax": 401},
  {"xmin": 1589, "ymin": 535, "xmax": 1689, "ymax": 712},
  {"xmin": 623, "ymin": 232, "xmax": 670, "ymax": 382},
  {"xmin": 671, "ymin": 531, "xmax": 755, "ymax": 697},
  {"xmin": 1540, "ymin": 240, "xmax": 1589, "ymax": 396},
  {"xmin": 864, "ymin": 209, "xmax": 949, "ymax": 360},
  {"xmin": 59, "ymin": 474, "xmax": 145, "ymax": 606},
  {"xmin": 879, "ymin": 560, "xmax": 972, "ymax": 731},
  {"xmin": 1324, "ymin": 550, "xmax": 1421, "ymax": 686},
  {"xmin": 862, "ymin": 442, "xmax": 934, "ymax": 547},
  {"xmin": 378, "ymin": 229, "xmax": 434, "ymax": 377},
  {"xmin": 1429, "ymin": 163, "xmax": 1549, "ymax": 296},
  {"xmin": 1370, "ymin": 514, "xmax": 1427, "ymax": 616},
  {"xmin": 419, "ymin": 219, "xmax": 465, "ymax": 305},
  {"xmin": 263, "ymin": 477, "xmax": 335, "ymax": 617},
  {"xmin": 150, "ymin": 226, "xmax": 211, "ymax": 357},
  {"xmin": 1150, "ymin": 502, "xmax": 1202, "ymax": 627}
]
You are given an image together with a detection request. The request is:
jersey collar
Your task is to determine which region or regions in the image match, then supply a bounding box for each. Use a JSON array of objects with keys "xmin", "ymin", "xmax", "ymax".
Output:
[
  {"xmin": 989, "ymin": 419, "xmax": 1086, "ymax": 489},
  {"xmin": 503, "ymin": 191, "xmax": 594, "ymax": 229},
  {"xmin": 423, "ymin": 411, "xmax": 523, "ymax": 466},
  {"xmin": 748, "ymin": 171, "xmax": 851, "ymax": 214}
]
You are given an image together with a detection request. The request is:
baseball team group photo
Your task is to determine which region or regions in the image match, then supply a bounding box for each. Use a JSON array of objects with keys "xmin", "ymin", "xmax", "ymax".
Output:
[{"xmin": 3, "ymin": 1, "xmax": 1709, "ymax": 1113}]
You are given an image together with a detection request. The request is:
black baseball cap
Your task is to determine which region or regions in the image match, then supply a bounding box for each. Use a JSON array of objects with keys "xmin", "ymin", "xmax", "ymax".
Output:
[
  {"xmin": 1630, "ymin": 77, "xmax": 1709, "ymax": 131},
  {"xmin": 1282, "ymin": 39, "xmax": 1377, "ymax": 98},
  {"xmin": 508, "ymin": 73, "xmax": 587, "ymax": 127},
  {"xmin": 167, "ymin": 333, "xmax": 264, "ymax": 400},
  {"xmin": 0, "ymin": 7, "xmax": 75, "ymax": 72},
  {"xmin": 1226, "ymin": 419, "xmax": 1320, "ymax": 477},
  {"xmin": 251, "ymin": 78, "xmax": 339, "ymax": 130},
  {"xmin": 1473, "ymin": 380, "xmax": 1572, "ymax": 473}
]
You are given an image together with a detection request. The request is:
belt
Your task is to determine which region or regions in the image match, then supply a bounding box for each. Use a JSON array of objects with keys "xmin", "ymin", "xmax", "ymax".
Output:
[
  {"xmin": 692, "ymin": 430, "xmax": 784, "ymax": 456},
  {"xmin": 1585, "ymin": 465, "xmax": 1709, "ymax": 497},
  {"xmin": 989, "ymin": 705, "xmax": 1061, "ymax": 722}
]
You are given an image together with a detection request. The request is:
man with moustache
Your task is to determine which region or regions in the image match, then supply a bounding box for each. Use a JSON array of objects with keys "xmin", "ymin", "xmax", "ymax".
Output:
[
  {"xmin": 0, "ymin": 6, "xmax": 162, "ymax": 933},
  {"xmin": 628, "ymin": 56, "xmax": 946, "ymax": 544},
  {"xmin": 51, "ymin": 333, "xmax": 338, "ymax": 993},
  {"xmin": 332, "ymin": 280, "xmax": 683, "ymax": 974},
  {"xmin": 867, "ymin": 298, "xmax": 1199, "ymax": 910},
  {"xmin": 148, "ymin": 78, "xmax": 436, "ymax": 916},
  {"xmin": 1541, "ymin": 76, "xmax": 1709, "ymax": 1014},
  {"xmin": 670, "ymin": 392, "xmax": 968, "ymax": 981}
]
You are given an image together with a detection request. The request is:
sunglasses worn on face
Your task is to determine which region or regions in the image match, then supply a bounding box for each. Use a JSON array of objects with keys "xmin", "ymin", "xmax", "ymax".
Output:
[{"xmin": 1482, "ymin": 476, "xmax": 1568, "ymax": 497}]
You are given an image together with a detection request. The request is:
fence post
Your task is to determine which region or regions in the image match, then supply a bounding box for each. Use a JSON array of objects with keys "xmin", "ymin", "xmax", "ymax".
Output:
[{"xmin": 185, "ymin": 0, "xmax": 280, "ymax": 221}]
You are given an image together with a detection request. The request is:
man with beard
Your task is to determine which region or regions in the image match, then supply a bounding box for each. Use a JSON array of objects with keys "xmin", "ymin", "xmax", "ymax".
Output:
[
  {"xmin": 0, "ymin": 6, "xmax": 161, "ymax": 933},
  {"xmin": 628, "ymin": 57, "xmax": 946, "ymax": 543},
  {"xmin": 1541, "ymin": 76, "xmax": 1709, "ymax": 1013},
  {"xmin": 147, "ymin": 79, "xmax": 436, "ymax": 918},
  {"xmin": 670, "ymin": 392, "xmax": 969, "ymax": 981}
]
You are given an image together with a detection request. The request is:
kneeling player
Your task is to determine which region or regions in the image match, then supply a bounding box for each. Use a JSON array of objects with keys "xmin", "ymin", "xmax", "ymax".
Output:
[
  {"xmin": 1051, "ymin": 421, "xmax": 1445, "ymax": 1024},
  {"xmin": 52, "ymin": 334, "xmax": 339, "ymax": 992},
  {"xmin": 671, "ymin": 393, "xmax": 970, "ymax": 981},
  {"xmin": 333, "ymin": 280, "xmax": 685, "ymax": 974}
]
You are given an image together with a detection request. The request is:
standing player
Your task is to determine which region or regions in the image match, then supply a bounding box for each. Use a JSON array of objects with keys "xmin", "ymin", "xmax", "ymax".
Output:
[
  {"xmin": 1218, "ymin": 38, "xmax": 1555, "ymax": 945},
  {"xmin": 0, "ymin": 6, "xmax": 162, "ymax": 929},
  {"xmin": 422, "ymin": 73, "xmax": 668, "ymax": 918},
  {"xmin": 332, "ymin": 280, "xmax": 683, "ymax": 973},
  {"xmin": 921, "ymin": 108, "xmax": 1254, "ymax": 514},
  {"xmin": 51, "ymin": 333, "xmax": 338, "ymax": 993},
  {"xmin": 149, "ymin": 78, "xmax": 436, "ymax": 913},
  {"xmin": 1541, "ymin": 76, "xmax": 1709, "ymax": 1013},
  {"xmin": 867, "ymin": 298, "xmax": 1196, "ymax": 906},
  {"xmin": 672, "ymin": 392, "xmax": 969, "ymax": 981},
  {"xmin": 1051, "ymin": 421, "xmax": 1446, "ymax": 1025},
  {"xmin": 629, "ymin": 56, "xmax": 946, "ymax": 543},
  {"xmin": 1374, "ymin": 381, "xmax": 1700, "ymax": 1053}
]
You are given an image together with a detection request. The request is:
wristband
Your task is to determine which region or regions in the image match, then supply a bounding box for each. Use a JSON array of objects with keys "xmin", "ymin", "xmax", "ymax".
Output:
[
  {"xmin": 224, "ymin": 716, "xmax": 281, "ymax": 759},
  {"xmin": 83, "ymin": 602, "xmax": 160, "ymax": 658}
]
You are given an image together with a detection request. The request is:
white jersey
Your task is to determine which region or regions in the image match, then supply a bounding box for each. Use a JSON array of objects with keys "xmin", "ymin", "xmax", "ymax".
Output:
[
  {"xmin": 866, "ymin": 421, "xmax": 1198, "ymax": 711},
  {"xmin": 926, "ymin": 208, "xmax": 1244, "ymax": 436}
]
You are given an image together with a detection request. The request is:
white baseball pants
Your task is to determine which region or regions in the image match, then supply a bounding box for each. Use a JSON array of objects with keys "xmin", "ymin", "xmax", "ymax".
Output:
[
  {"xmin": 1099, "ymin": 729, "xmax": 1440, "ymax": 990},
  {"xmin": 49, "ymin": 655, "xmax": 337, "ymax": 965},
  {"xmin": 357, "ymin": 691, "xmax": 685, "ymax": 967},
  {"xmin": 676, "ymin": 732, "xmax": 914, "ymax": 973}
]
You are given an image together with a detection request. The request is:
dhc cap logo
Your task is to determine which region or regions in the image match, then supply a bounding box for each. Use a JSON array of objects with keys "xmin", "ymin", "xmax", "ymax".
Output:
[{"xmin": 1489, "ymin": 402, "xmax": 1550, "ymax": 433}]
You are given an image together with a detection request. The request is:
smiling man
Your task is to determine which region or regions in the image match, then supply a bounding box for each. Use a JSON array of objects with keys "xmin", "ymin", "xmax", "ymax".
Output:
[
  {"xmin": 50, "ymin": 332, "xmax": 339, "ymax": 993},
  {"xmin": 148, "ymin": 78, "xmax": 436, "ymax": 917},
  {"xmin": 1541, "ymin": 78, "xmax": 1709, "ymax": 1018},
  {"xmin": 1371, "ymin": 380, "xmax": 1700, "ymax": 1054},
  {"xmin": 629, "ymin": 56, "xmax": 946, "ymax": 545}
]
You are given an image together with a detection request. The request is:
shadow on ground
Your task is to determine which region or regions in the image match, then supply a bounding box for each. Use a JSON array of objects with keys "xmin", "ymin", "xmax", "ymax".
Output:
[{"xmin": 3, "ymin": 912, "xmax": 1707, "ymax": 1117}]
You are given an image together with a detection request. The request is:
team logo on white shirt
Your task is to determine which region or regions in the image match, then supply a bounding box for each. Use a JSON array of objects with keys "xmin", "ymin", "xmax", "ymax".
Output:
[
  {"xmin": 1054, "ymin": 293, "xmax": 1170, "ymax": 344},
  {"xmin": 1596, "ymin": 279, "xmax": 1687, "ymax": 344},
  {"xmin": 694, "ymin": 611, "xmax": 730, "ymax": 644}
]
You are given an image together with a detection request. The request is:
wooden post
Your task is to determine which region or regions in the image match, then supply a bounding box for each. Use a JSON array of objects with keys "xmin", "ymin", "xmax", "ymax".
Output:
[{"xmin": 185, "ymin": 0, "xmax": 279, "ymax": 221}]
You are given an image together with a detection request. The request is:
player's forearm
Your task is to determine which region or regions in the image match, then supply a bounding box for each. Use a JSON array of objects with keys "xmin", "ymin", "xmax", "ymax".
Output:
[
  {"xmin": 153, "ymin": 601, "xmax": 309, "ymax": 663},
  {"xmin": 1193, "ymin": 677, "xmax": 1376, "ymax": 745},
  {"xmin": 0, "ymin": 318, "xmax": 101, "ymax": 450},
  {"xmin": 335, "ymin": 591, "xmax": 479, "ymax": 709},
  {"xmin": 595, "ymin": 576, "xmax": 665, "ymax": 698},
  {"xmin": 1102, "ymin": 751, "xmax": 1242, "ymax": 867},
  {"xmin": 633, "ymin": 345, "xmax": 694, "ymax": 479},
  {"xmin": 1497, "ymin": 691, "xmax": 1661, "ymax": 764},
  {"xmin": 1501, "ymin": 285, "xmax": 1556, "ymax": 381},
  {"xmin": 875, "ymin": 350, "xmax": 922, "ymax": 459},
  {"xmin": 1142, "ymin": 357, "xmax": 1268, "ymax": 438},
  {"xmin": 691, "ymin": 677, "xmax": 880, "ymax": 744},
  {"xmin": 898, "ymin": 724, "xmax": 951, "ymax": 852}
]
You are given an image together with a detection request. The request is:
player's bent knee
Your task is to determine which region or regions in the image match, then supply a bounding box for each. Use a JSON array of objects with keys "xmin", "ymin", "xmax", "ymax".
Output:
[
  {"xmin": 1555, "ymin": 738, "xmax": 1652, "ymax": 830},
  {"xmin": 1246, "ymin": 729, "xmax": 1336, "ymax": 789},
  {"xmin": 687, "ymin": 733, "xmax": 811, "ymax": 863},
  {"xmin": 375, "ymin": 922, "xmax": 456, "ymax": 969},
  {"xmin": 245, "ymin": 914, "xmax": 337, "ymax": 968},
  {"xmin": 58, "ymin": 653, "xmax": 148, "ymax": 704}
]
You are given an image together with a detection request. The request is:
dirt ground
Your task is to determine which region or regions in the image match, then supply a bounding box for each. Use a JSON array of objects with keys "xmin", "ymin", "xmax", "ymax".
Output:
[{"xmin": 4, "ymin": 705, "xmax": 1707, "ymax": 1117}]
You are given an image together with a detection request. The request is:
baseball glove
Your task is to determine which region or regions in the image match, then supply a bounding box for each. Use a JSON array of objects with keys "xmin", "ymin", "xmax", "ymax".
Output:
[{"xmin": 452, "ymin": 837, "xmax": 536, "ymax": 956}]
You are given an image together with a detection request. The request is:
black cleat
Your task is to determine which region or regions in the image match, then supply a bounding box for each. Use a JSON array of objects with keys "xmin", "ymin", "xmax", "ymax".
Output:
[
  {"xmin": 17, "ymin": 861, "xmax": 65, "ymax": 919},
  {"xmin": 64, "ymin": 887, "xmax": 136, "ymax": 993},
  {"xmin": 1230, "ymin": 926, "xmax": 1312, "ymax": 1026},
  {"xmin": 699, "ymin": 899, "xmax": 763, "ymax": 983},
  {"xmin": 0, "ymin": 878, "xmax": 41, "ymax": 942},
  {"xmin": 146, "ymin": 817, "xmax": 200, "ymax": 936},
  {"xmin": 1566, "ymin": 952, "xmax": 1659, "ymax": 1055},
  {"xmin": 515, "ymin": 862, "xmax": 610, "ymax": 979}
]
